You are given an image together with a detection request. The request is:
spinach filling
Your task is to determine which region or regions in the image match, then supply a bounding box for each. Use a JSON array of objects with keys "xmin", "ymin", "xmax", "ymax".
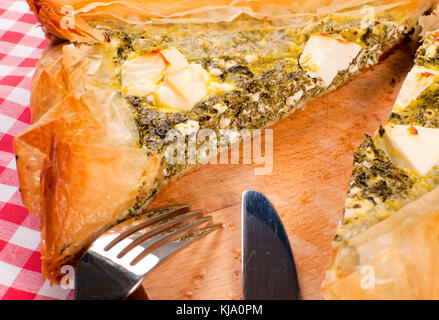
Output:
[
  {"xmin": 414, "ymin": 31, "xmax": 439, "ymax": 68},
  {"xmin": 389, "ymin": 80, "xmax": 439, "ymax": 127},
  {"xmin": 337, "ymin": 135, "xmax": 416, "ymax": 241},
  {"xmin": 350, "ymin": 135, "xmax": 415, "ymax": 204},
  {"xmin": 93, "ymin": 15, "xmax": 409, "ymax": 214},
  {"xmin": 338, "ymin": 38, "xmax": 439, "ymax": 242},
  {"xmin": 103, "ymin": 16, "xmax": 408, "ymax": 153},
  {"xmin": 129, "ymin": 61, "xmax": 318, "ymax": 151}
]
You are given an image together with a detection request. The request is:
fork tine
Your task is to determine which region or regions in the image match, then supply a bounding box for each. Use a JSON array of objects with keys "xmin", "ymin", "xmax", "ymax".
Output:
[
  {"xmin": 76, "ymin": 202, "xmax": 222, "ymax": 300},
  {"xmin": 104, "ymin": 205, "xmax": 191, "ymax": 251},
  {"xmin": 116, "ymin": 210, "xmax": 203, "ymax": 258},
  {"xmin": 120, "ymin": 223, "xmax": 222, "ymax": 299},
  {"xmin": 130, "ymin": 216, "xmax": 214, "ymax": 266},
  {"xmin": 142, "ymin": 222, "xmax": 223, "ymax": 265}
]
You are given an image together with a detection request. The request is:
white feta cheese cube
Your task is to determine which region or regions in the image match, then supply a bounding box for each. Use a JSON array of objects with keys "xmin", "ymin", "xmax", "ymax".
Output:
[
  {"xmin": 393, "ymin": 66, "xmax": 439, "ymax": 112},
  {"xmin": 299, "ymin": 33, "xmax": 361, "ymax": 87},
  {"xmin": 121, "ymin": 53, "xmax": 166, "ymax": 96},
  {"xmin": 378, "ymin": 123, "xmax": 439, "ymax": 176}
]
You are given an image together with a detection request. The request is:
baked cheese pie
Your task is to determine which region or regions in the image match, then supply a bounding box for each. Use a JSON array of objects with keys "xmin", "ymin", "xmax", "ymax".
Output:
[{"xmin": 16, "ymin": 0, "xmax": 435, "ymax": 281}]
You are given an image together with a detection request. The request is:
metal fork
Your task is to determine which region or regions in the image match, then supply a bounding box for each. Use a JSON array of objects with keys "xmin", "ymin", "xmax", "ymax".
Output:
[{"xmin": 74, "ymin": 205, "xmax": 221, "ymax": 300}]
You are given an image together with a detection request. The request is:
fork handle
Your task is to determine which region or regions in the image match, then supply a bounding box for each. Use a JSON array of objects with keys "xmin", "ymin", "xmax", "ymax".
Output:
[{"xmin": 125, "ymin": 285, "xmax": 150, "ymax": 300}]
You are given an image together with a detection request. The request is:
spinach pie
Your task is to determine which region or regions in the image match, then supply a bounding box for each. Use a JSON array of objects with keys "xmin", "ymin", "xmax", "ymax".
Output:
[{"xmin": 16, "ymin": 0, "xmax": 435, "ymax": 282}]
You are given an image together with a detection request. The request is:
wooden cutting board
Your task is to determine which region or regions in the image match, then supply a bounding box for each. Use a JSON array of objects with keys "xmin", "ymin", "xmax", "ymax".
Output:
[{"xmin": 141, "ymin": 47, "xmax": 414, "ymax": 300}]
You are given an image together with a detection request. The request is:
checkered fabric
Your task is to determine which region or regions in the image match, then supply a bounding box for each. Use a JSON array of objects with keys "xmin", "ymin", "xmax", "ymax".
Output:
[{"xmin": 0, "ymin": 0, "xmax": 73, "ymax": 300}]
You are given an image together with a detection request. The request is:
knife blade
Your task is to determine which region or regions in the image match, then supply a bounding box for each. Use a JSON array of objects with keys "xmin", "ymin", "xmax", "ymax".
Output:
[{"xmin": 242, "ymin": 190, "xmax": 300, "ymax": 300}]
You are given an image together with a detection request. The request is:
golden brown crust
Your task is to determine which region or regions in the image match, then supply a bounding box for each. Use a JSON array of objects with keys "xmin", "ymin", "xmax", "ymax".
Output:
[
  {"xmin": 14, "ymin": 43, "xmax": 161, "ymax": 281},
  {"xmin": 27, "ymin": 0, "xmax": 107, "ymax": 42},
  {"xmin": 41, "ymin": 139, "xmax": 159, "ymax": 280},
  {"xmin": 26, "ymin": 0, "xmax": 435, "ymax": 42},
  {"xmin": 322, "ymin": 186, "xmax": 439, "ymax": 299}
]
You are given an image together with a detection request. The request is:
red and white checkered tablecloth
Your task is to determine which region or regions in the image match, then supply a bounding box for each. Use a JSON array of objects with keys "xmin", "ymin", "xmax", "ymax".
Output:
[{"xmin": 0, "ymin": 0, "xmax": 73, "ymax": 300}]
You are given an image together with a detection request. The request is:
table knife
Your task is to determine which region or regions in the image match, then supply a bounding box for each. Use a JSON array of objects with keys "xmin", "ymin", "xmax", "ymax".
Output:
[{"xmin": 242, "ymin": 190, "xmax": 300, "ymax": 300}]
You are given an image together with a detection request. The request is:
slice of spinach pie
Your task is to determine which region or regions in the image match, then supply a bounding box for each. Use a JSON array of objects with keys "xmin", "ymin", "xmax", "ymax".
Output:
[
  {"xmin": 324, "ymin": 24, "xmax": 439, "ymax": 299},
  {"xmin": 336, "ymin": 27, "xmax": 439, "ymax": 243}
]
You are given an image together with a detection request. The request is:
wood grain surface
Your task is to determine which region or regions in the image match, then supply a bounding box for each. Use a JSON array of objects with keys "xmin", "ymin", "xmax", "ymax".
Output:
[{"xmin": 141, "ymin": 47, "xmax": 414, "ymax": 300}]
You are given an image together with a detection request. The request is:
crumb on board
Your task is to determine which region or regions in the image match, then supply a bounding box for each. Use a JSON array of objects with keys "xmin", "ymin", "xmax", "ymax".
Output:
[
  {"xmin": 300, "ymin": 195, "xmax": 312, "ymax": 204},
  {"xmin": 318, "ymin": 170, "xmax": 332, "ymax": 180},
  {"xmin": 231, "ymin": 248, "xmax": 241, "ymax": 261},
  {"xmin": 194, "ymin": 268, "xmax": 207, "ymax": 280}
]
